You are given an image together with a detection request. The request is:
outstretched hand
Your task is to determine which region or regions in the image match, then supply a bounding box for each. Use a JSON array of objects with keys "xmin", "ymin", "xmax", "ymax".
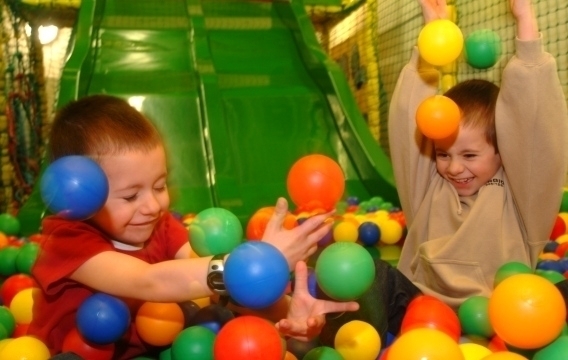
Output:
[
  {"xmin": 418, "ymin": 0, "xmax": 448, "ymax": 23},
  {"xmin": 262, "ymin": 197, "xmax": 333, "ymax": 270},
  {"xmin": 275, "ymin": 261, "xmax": 360, "ymax": 341}
]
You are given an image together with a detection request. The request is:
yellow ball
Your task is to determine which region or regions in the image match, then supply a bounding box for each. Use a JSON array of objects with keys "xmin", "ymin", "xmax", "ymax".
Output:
[
  {"xmin": 418, "ymin": 19, "xmax": 464, "ymax": 66},
  {"xmin": 0, "ymin": 336, "xmax": 50, "ymax": 360},
  {"xmin": 388, "ymin": 328, "xmax": 464, "ymax": 360},
  {"xmin": 482, "ymin": 352, "xmax": 529, "ymax": 360},
  {"xmin": 334, "ymin": 320, "xmax": 381, "ymax": 360},
  {"xmin": 333, "ymin": 221, "xmax": 359, "ymax": 242},
  {"xmin": 555, "ymin": 233, "xmax": 568, "ymax": 244},
  {"xmin": 379, "ymin": 219, "xmax": 403, "ymax": 245},
  {"xmin": 459, "ymin": 342, "xmax": 492, "ymax": 360},
  {"xmin": 9, "ymin": 287, "xmax": 38, "ymax": 325}
]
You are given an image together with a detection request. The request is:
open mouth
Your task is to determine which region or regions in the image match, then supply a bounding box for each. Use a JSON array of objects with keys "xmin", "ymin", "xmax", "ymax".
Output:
[{"xmin": 452, "ymin": 177, "xmax": 473, "ymax": 184}]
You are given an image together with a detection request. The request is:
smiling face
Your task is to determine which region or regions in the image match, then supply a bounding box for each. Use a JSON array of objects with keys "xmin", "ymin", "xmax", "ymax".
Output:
[
  {"xmin": 88, "ymin": 145, "xmax": 170, "ymax": 246},
  {"xmin": 434, "ymin": 125, "xmax": 502, "ymax": 196}
]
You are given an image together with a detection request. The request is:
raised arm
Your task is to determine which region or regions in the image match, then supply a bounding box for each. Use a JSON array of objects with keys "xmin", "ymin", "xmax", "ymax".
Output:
[{"xmin": 510, "ymin": 0, "xmax": 538, "ymax": 40}]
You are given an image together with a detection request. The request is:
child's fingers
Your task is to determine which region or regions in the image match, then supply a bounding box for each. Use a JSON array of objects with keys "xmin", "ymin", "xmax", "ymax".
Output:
[
  {"xmin": 262, "ymin": 197, "xmax": 288, "ymax": 239},
  {"xmin": 292, "ymin": 261, "xmax": 309, "ymax": 294}
]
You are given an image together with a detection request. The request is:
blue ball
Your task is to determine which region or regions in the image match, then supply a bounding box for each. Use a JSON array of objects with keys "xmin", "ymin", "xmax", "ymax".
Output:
[
  {"xmin": 40, "ymin": 156, "xmax": 108, "ymax": 220},
  {"xmin": 358, "ymin": 221, "xmax": 381, "ymax": 246},
  {"xmin": 224, "ymin": 242, "xmax": 289, "ymax": 309},
  {"xmin": 76, "ymin": 293, "xmax": 130, "ymax": 345}
]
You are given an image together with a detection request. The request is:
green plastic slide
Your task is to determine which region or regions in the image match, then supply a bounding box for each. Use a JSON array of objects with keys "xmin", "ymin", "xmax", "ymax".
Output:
[{"xmin": 17, "ymin": 0, "xmax": 398, "ymax": 235}]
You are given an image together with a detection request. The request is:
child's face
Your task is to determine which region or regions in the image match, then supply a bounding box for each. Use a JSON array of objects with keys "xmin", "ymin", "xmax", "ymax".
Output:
[
  {"xmin": 433, "ymin": 125, "xmax": 502, "ymax": 196},
  {"xmin": 89, "ymin": 145, "xmax": 170, "ymax": 246}
]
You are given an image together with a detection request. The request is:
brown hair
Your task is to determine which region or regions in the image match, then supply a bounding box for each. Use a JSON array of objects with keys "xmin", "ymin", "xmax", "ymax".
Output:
[
  {"xmin": 48, "ymin": 95, "xmax": 163, "ymax": 162},
  {"xmin": 444, "ymin": 79, "xmax": 500, "ymax": 153}
]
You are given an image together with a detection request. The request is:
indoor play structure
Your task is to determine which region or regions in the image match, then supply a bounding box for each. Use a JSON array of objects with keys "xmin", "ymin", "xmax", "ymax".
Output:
[{"xmin": 14, "ymin": 0, "xmax": 398, "ymax": 235}]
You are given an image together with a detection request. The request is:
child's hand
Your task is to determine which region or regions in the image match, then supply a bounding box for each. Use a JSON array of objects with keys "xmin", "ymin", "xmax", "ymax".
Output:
[
  {"xmin": 275, "ymin": 261, "xmax": 360, "ymax": 341},
  {"xmin": 418, "ymin": 0, "xmax": 447, "ymax": 23},
  {"xmin": 262, "ymin": 197, "xmax": 333, "ymax": 270},
  {"xmin": 509, "ymin": 0, "xmax": 538, "ymax": 40}
]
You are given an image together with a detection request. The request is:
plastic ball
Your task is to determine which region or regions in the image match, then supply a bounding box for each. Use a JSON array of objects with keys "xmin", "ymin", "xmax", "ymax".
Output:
[
  {"xmin": 418, "ymin": 19, "xmax": 464, "ymax": 66},
  {"xmin": 135, "ymin": 302, "xmax": 184, "ymax": 346},
  {"xmin": 458, "ymin": 296, "xmax": 494, "ymax": 338},
  {"xmin": 482, "ymin": 352, "xmax": 528, "ymax": 360},
  {"xmin": 187, "ymin": 304, "xmax": 235, "ymax": 334},
  {"xmin": 76, "ymin": 293, "xmax": 131, "ymax": 345},
  {"xmin": 213, "ymin": 315, "xmax": 283, "ymax": 360},
  {"xmin": 0, "ymin": 306, "xmax": 15, "ymax": 337},
  {"xmin": 62, "ymin": 327, "xmax": 115, "ymax": 360},
  {"xmin": 9, "ymin": 287, "xmax": 37, "ymax": 324},
  {"xmin": 550, "ymin": 215, "xmax": 566, "ymax": 240},
  {"xmin": 0, "ymin": 214, "xmax": 20, "ymax": 236},
  {"xmin": 15, "ymin": 242, "xmax": 40, "ymax": 275},
  {"xmin": 333, "ymin": 220, "xmax": 359, "ymax": 242},
  {"xmin": 224, "ymin": 241, "xmax": 289, "ymax": 309},
  {"xmin": 188, "ymin": 207, "xmax": 243, "ymax": 256},
  {"xmin": 465, "ymin": 29, "xmax": 502, "ymax": 69},
  {"xmin": 532, "ymin": 335, "xmax": 568, "ymax": 360},
  {"xmin": 286, "ymin": 337, "xmax": 319, "ymax": 359},
  {"xmin": 246, "ymin": 206, "xmax": 297, "ymax": 240},
  {"xmin": 0, "ymin": 273, "xmax": 36, "ymax": 307},
  {"xmin": 315, "ymin": 242, "xmax": 375, "ymax": 301},
  {"xmin": 286, "ymin": 154, "xmax": 345, "ymax": 212},
  {"xmin": 388, "ymin": 327, "xmax": 465, "ymax": 360},
  {"xmin": 40, "ymin": 155, "xmax": 109, "ymax": 220},
  {"xmin": 171, "ymin": 325, "xmax": 215, "ymax": 360},
  {"xmin": 0, "ymin": 246, "xmax": 20, "ymax": 277},
  {"xmin": 459, "ymin": 343, "xmax": 492, "ymax": 360},
  {"xmin": 416, "ymin": 95, "xmax": 461, "ymax": 139},
  {"xmin": 303, "ymin": 346, "xmax": 344, "ymax": 360},
  {"xmin": 378, "ymin": 219, "xmax": 404, "ymax": 245},
  {"xmin": 334, "ymin": 320, "xmax": 381, "ymax": 360},
  {"xmin": 0, "ymin": 335, "xmax": 50, "ymax": 360},
  {"xmin": 488, "ymin": 273, "xmax": 566, "ymax": 349},
  {"xmin": 401, "ymin": 294, "xmax": 461, "ymax": 342},
  {"xmin": 358, "ymin": 222, "xmax": 381, "ymax": 246},
  {"xmin": 493, "ymin": 261, "xmax": 532, "ymax": 288}
]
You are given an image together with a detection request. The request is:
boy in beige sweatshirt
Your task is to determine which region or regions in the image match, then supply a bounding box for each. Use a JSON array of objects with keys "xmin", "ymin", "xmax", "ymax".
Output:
[{"xmin": 320, "ymin": 0, "xmax": 568, "ymax": 347}]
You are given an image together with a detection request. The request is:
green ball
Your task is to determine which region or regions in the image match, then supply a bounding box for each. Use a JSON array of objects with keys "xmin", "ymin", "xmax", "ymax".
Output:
[
  {"xmin": 315, "ymin": 242, "xmax": 375, "ymax": 301},
  {"xmin": 560, "ymin": 188, "xmax": 568, "ymax": 212},
  {"xmin": 533, "ymin": 336, "xmax": 568, "ymax": 360},
  {"xmin": 171, "ymin": 326, "xmax": 215, "ymax": 360},
  {"xmin": 303, "ymin": 346, "xmax": 344, "ymax": 360},
  {"xmin": 189, "ymin": 208, "xmax": 243, "ymax": 256},
  {"xmin": 465, "ymin": 29, "xmax": 502, "ymax": 69},
  {"xmin": 458, "ymin": 296, "xmax": 494, "ymax": 338},
  {"xmin": 0, "ymin": 306, "xmax": 15, "ymax": 337},
  {"xmin": 535, "ymin": 269, "xmax": 566, "ymax": 284},
  {"xmin": 0, "ymin": 214, "xmax": 20, "ymax": 236},
  {"xmin": 493, "ymin": 261, "xmax": 532, "ymax": 288},
  {"xmin": 0, "ymin": 246, "xmax": 20, "ymax": 277},
  {"xmin": 15, "ymin": 242, "xmax": 39, "ymax": 275}
]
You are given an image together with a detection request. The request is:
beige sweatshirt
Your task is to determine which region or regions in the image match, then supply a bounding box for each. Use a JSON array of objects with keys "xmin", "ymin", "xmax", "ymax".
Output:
[{"xmin": 388, "ymin": 38, "xmax": 568, "ymax": 309}]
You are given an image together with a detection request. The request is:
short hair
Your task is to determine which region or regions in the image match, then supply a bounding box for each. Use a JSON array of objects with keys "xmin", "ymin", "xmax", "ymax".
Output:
[
  {"xmin": 444, "ymin": 79, "xmax": 500, "ymax": 153},
  {"xmin": 48, "ymin": 94, "xmax": 163, "ymax": 162}
]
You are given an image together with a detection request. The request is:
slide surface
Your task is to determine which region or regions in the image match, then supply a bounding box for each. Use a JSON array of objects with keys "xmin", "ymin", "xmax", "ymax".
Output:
[{"xmin": 18, "ymin": 0, "xmax": 398, "ymax": 235}]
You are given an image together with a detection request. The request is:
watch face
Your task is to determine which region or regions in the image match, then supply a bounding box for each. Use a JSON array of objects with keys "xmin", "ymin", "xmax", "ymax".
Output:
[{"xmin": 207, "ymin": 258, "xmax": 228, "ymax": 295}]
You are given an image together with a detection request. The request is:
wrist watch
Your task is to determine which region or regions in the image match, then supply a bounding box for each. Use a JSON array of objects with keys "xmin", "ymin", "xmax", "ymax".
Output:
[{"xmin": 207, "ymin": 254, "xmax": 228, "ymax": 296}]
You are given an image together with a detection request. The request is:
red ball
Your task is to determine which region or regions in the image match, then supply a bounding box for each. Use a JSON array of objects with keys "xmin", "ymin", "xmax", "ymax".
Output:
[
  {"xmin": 246, "ymin": 206, "xmax": 297, "ymax": 240},
  {"xmin": 62, "ymin": 327, "xmax": 114, "ymax": 360},
  {"xmin": 214, "ymin": 316, "xmax": 284, "ymax": 360},
  {"xmin": 550, "ymin": 215, "xmax": 566, "ymax": 240},
  {"xmin": 0, "ymin": 274, "xmax": 36, "ymax": 307},
  {"xmin": 286, "ymin": 154, "xmax": 345, "ymax": 212},
  {"xmin": 400, "ymin": 295, "xmax": 461, "ymax": 342}
]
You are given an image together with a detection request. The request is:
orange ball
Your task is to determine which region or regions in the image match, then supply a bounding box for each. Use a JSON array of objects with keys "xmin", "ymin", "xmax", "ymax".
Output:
[
  {"xmin": 135, "ymin": 302, "xmax": 185, "ymax": 346},
  {"xmin": 416, "ymin": 95, "xmax": 461, "ymax": 139},
  {"xmin": 401, "ymin": 295, "xmax": 461, "ymax": 342},
  {"xmin": 287, "ymin": 154, "xmax": 345, "ymax": 212},
  {"xmin": 488, "ymin": 274, "xmax": 566, "ymax": 349},
  {"xmin": 482, "ymin": 352, "xmax": 529, "ymax": 360},
  {"xmin": 246, "ymin": 206, "xmax": 297, "ymax": 240}
]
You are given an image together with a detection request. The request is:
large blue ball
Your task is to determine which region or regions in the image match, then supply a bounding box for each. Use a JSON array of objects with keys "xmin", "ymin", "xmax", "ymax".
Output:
[
  {"xmin": 76, "ymin": 293, "xmax": 130, "ymax": 345},
  {"xmin": 224, "ymin": 242, "xmax": 289, "ymax": 309},
  {"xmin": 40, "ymin": 156, "xmax": 109, "ymax": 220}
]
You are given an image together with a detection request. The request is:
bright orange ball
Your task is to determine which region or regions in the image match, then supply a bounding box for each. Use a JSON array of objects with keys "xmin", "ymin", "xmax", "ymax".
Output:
[
  {"xmin": 488, "ymin": 273, "xmax": 566, "ymax": 349},
  {"xmin": 416, "ymin": 95, "xmax": 461, "ymax": 139},
  {"xmin": 135, "ymin": 302, "xmax": 185, "ymax": 346},
  {"xmin": 246, "ymin": 206, "xmax": 297, "ymax": 240},
  {"xmin": 287, "ymin": 154, "xmax": 345, "ymax": 212}
]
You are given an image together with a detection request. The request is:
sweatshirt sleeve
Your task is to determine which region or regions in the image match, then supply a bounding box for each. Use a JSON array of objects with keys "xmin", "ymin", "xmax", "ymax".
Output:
[
  {"xmin": 496, "ymin": 37, "xmax": 568, "ymax": 263},
  {"xmin": 388, "ymin": 48, "xmax": 441, "ymax": 226}
]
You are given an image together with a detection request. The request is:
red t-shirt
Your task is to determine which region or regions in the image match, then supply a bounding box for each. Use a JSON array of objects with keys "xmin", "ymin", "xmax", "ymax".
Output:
[{"xmin": 28, "ymin": 212, "xmax": 189, "ymax": 358}]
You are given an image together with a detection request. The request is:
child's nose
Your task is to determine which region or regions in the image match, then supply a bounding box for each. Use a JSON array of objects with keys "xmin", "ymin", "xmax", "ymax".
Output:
[
  {"xmin": 141, "ymin": 193, "xmax": 161, "ymax": 214},
  {"xmin": 448, "ymin": 159, "xmax": 464, "ymax": 175}
]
